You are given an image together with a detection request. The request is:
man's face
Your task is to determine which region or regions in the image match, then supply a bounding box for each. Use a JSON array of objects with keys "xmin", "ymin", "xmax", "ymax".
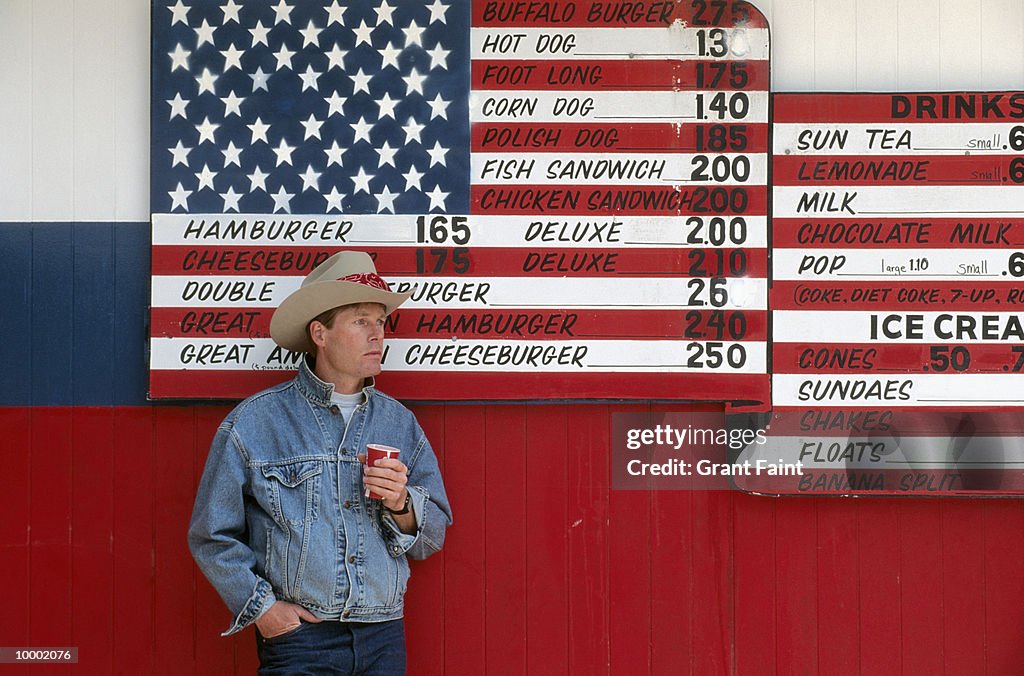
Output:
[{"xmin": 310, "ymin": 303, "xmax": 387, "ymax": 393}]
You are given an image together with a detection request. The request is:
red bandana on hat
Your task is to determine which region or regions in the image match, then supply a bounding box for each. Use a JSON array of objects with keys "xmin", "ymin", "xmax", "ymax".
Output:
[{"xmin": 338, "ymin": 272, "xmax": 391, "ymax": 292}]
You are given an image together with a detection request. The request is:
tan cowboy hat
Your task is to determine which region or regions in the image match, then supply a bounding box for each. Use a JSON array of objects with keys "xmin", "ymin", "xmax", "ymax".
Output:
[{"xmin": 270, "ymin": 251, "xmax": 411, "ymax": 353}]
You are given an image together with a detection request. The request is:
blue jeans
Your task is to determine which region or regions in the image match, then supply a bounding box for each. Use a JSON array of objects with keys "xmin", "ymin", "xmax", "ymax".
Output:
[{"xmin": 256, "ymin": 620, "xmax": 406, "ymax": 675}]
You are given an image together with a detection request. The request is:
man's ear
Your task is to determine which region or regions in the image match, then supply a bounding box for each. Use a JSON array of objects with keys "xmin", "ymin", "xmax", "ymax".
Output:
[{"xmin": 309, "ymin": 320, "xmax": 326, "ymax": 348}]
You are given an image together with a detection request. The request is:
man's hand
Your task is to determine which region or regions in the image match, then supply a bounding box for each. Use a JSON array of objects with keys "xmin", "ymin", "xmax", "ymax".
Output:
[
  {"xmin": 361, "ymin": 456, "xmax": 409, "ymax": 512},
  {"xmin": 361, "ymin": 455, "xmax": 417, "ymax": 534},
  {"xmin": 255, "ymin": 600, "xmax": 321, "ymax": 639}
]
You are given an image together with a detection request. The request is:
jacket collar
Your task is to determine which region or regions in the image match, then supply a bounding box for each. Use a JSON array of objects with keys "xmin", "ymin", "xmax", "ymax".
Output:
[{"xmin": 295, "ymin": 356, "xmax": 375, "ymax": 407}]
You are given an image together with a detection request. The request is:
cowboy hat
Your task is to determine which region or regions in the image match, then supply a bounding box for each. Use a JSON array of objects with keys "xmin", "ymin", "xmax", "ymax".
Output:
[{"xmin": 270, "ymin": 250, "xmax": 411, "ymax": 353}]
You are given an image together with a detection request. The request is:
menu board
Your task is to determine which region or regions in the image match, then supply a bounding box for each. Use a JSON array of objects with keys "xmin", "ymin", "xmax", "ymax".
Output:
[
  {"xmin": 773, "ymin": 92, "xmax": 1024, "ymax": 408},
  {"xmin": 149, "ymin": 0, "xmax": 771, "ymax": 402},
  {"xmin": 750, "ymin": 92, "xmax": 1024, "ymax": 495}
]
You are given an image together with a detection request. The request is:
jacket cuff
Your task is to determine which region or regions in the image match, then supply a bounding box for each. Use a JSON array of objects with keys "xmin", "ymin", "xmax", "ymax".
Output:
[
  {"xmin": 222, "ymin": 578, "xmax": 276, "ymax": 636},
  {"xmin": 381, "ymin": 486, "xmax": 426, "ymax": 557}
]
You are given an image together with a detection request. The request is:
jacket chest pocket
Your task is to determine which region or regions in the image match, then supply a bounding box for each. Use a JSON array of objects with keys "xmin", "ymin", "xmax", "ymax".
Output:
[{"xmin": 261, "ymin": 461, "xmax": 323, "ymax": 528}]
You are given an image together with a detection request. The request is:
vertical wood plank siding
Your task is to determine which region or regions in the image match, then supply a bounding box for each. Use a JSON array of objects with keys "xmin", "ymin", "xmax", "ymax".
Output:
[{"xmin": 5, "ymin": 0, "xmax": 1024, "ymax": 673}]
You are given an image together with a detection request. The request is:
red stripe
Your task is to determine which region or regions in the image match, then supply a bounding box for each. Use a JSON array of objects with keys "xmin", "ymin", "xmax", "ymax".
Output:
[
  {"xmin": 773, "ymin": 342, "xmax": 1024, "ymax": 374},
  {"xmin": 71, "ymin": 408, "xmax": 115, "ymax": 672},
  {"xmin": 771, "ymin": 281, "xmax": 1024, "ymax": 310},
  {"xmin": 152, "ymin": 245, "xmax": 767, "ymax": 277},
  {"xmin": 773, "ymin": 217, "xmax": 1024, "ymax": 248},
  {"xmin": 773, "ymin": 154, "xmax": 1022, "ymax": 186},
  {"xmin": 152, "ymin": 307, "xmax": 768, "ymax": 340},
  {"xmin": 775, "ymin": 92, "xmax": 1024, "ymax": 123},
  {"xmin": 472, "ymin": 59, "xmax": 768, "ymax": 91},
  {"xmin": 149, "ymin": 370, "xmax": 769, "ymax": 402},
  {"xmin": 481, "ymin": 406, "xmax": 528, "ymax": 669},
  {"xmin": 0, "ymin": 409, "xmax": 30, "ymax": 645},
  {"xmin": 471, "ymin": 184, "xmax": 766, "ymax": 215},
  {"xmin": 440, "ymin": 406, "xmax": 487, "ymax": 673},
  {"xmin": 152, "ymin": 245, "xmax": 338, "ymax": 275},
  {"xmin": 524, "ymin": 407, "xmax": 570, "ymax": 672},
  {"xmin": 566, "ymin": 405, "xmax": 612, "ymax": 673},
  {"xmin": 472, "ymin": 122, "xmax": 768, "ymax": 152},
  {"xmin": 471, "ymin": 0, "xmax": 768, "ymax": 27},
  {"xmin": 112, "ymin": 408, "xmax": 157, "ymax": 674}
]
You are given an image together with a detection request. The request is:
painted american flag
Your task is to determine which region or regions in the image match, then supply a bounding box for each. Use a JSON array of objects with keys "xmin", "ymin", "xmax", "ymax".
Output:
[
  {"xmin": 150, "ymin": 0, "xmax": 771, "ymax": 403},
  {"xmin": 151, "ymin": 0, "xmax": 468, "ymax": 216}
]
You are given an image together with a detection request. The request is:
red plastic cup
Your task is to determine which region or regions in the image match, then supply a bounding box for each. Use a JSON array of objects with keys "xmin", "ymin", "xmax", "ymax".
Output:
[{"xmin": 364, "ymin": 443, "xmax": 400, "ymax": 499}]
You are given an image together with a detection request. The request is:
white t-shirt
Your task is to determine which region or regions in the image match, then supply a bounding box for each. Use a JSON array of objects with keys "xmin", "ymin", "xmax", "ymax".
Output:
[{"xmin": 330, "ymin": 390, "xmax": 364, "ymax": 426}]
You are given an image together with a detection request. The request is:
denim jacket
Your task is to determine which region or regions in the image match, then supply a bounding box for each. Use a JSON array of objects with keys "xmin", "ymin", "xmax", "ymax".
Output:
[{"xmin": 188, "ymin": 359, "xmax": 452, "ymax": 635}]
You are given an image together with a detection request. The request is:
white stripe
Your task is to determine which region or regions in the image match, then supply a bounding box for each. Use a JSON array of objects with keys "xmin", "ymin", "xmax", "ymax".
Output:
[
  {"xmin": 469, "ymin": 90, "xmax": 768, "ymax": 123},
  {"xmin": 774, "ymin": 310, "xmax": 1024, "ymax": 342},
  {"xmin": 774, "ymin": 123, "xmax": 1024, "ymax": 155},
  {"xmin": 773, "ymin": 248, "xmax": 1017, "ymax": 280},
  {"xmin": 150, "ymin": 337, "xmax": 767, "ymax": 373},
  {"xmin": 773, "ymin": 185, "xmax": 1024, "ymax": 217},
  {"xmin": 151, "ymin": 213, "xmax": 768, "ymax": 247},
  {"xmin": 470, "ymin": 27, "xmax": 770, "ymax": 61},
  {"xmin": 151, "ymin": 275, "xmax": 768, "ymax": 310},
  {"xmin": 773, "ymin": 373, "xmax": 1024, "ymax": 407},
  {"xmin": 471, "ymin": 152, "xmax": 767, "ymax": 186}
]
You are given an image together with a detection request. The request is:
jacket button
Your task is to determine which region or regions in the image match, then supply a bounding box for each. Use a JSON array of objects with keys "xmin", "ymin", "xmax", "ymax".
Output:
[
  {"xmin": 342, "ymin": 610, "xmax": 351, "ymax": 619},
  {"xmin": 348, "ymin": 555, "xmax": 356, "ymax": 563},
  {"xmin": 343, "ymin": 500, "xmax": 351, "ymax": 509},
  {"xmin": 330, "ymin": 405, "xmax": 340, "ymax": 414}
]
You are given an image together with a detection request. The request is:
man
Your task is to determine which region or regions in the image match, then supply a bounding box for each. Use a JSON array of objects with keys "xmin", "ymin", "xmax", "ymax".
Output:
[{"xmin": 189, "ymin": 251, "xmax": 452, "ymax": 675}]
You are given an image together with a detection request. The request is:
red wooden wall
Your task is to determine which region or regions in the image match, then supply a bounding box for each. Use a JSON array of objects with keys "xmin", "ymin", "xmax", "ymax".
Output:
[{"xmin": 2, "ymin": 403, "xmax": 1023, "ymax": 674}]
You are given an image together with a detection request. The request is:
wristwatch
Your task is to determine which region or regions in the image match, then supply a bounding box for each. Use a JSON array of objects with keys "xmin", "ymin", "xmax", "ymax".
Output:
[{"xmin": 387, "ymin": 491, "xmax": 411, "ymax": 515}]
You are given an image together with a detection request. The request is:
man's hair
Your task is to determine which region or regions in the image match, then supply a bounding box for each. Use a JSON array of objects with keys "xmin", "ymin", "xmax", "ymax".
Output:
[
  {"xmin": 306, "ymin": 302, "xmax": 388, "ymax": 350},
  {"xmin": 309, "ymin": 306, "xmax": 345, "ymax": 332}
]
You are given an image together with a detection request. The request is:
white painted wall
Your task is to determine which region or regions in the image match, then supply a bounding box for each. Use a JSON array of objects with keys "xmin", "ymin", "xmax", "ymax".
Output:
[
  {"xmin": 752, "ymin": 0, "xmax": 1024, "ymax": 90},
  {"xmin": 2, "ymin": 0, "xmax": 1024, "ymax": 221}
]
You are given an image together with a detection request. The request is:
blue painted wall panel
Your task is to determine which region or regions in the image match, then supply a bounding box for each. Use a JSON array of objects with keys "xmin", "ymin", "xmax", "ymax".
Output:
[
  {"xmin": 0, "ymin": 224, "xmax": 33, "ymax": 403},
  {"xmin": 114, "ymin": 223, "xmax": 152, "ymax": 405},
  {"xmin": 73, "ymin": 223, "xmax": 116, "ymax": 404},
  {"xmin": 2, "ymin": 222, "xmax": 150, "ymax": 406}
]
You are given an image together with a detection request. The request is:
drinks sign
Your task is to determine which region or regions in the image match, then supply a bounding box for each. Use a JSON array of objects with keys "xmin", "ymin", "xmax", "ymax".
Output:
[{"xmin": 757, "ymin": 92, "xmax": 1024, "ymax": 495}]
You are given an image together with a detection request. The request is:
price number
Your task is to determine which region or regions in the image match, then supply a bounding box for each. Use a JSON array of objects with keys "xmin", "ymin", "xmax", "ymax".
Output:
[
  {"xmin": 1011, "ymin": 346, "xmax": 1024, "ymax": 372},
  {"xmin": 695, "ymin": 62, "xmax": 749, "ymax": 88},
  {"xmin": 695, "ymin": 92, "xmax": 750, "ymax": 120},
  {"xmin": 683, "ymin": 310, "xmax": 748, "ymax": 340},
  {"xmin": 684, "ymin": 216, "xmax": 748, "ymax": 245},
  {"xmin": 416, "ymin": 215, "xmax": 470, "ymax": 245},
  {"xmin": 687, "ymin": 277, "xmax": 729, "ymax": 307},
  {"xmin": 416, "ymin": 247, "xmax": 470, "ymax": 274},
  {"xmin": 682, "ymin": 187, "xmax": 749, "ymax": 213},
  {"xmin": 1008, "ymin": 252, "xmax": 1024, "ymax": 277},
  {"xmin": 1010, "ymin": 158, "xmax": 1024, "ymax": 183},
  {"xmin": 686, "ymin": 341, "xmax": 747, "ymax": 369},
  {"xmin": 1010, "ymin": 125, "xmax": 1024, "ymax": 151},
  {"xmin": 688, "ymin": 249, "xmax": 747, "ymax": 276},
  {"xmin": 690, "ymin": 0, "xmax": 750, "ymax": 25},
  {"xmin": 690, "ymin": 155, "xmax": 750, "ymax": 182},
  {"xmin": 928, "ymin": 346, "xmax": 970, "ymax": 372},
  {"xmin": 695, "ymin": 125, "xmax": 748, "ymax": 152}
]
